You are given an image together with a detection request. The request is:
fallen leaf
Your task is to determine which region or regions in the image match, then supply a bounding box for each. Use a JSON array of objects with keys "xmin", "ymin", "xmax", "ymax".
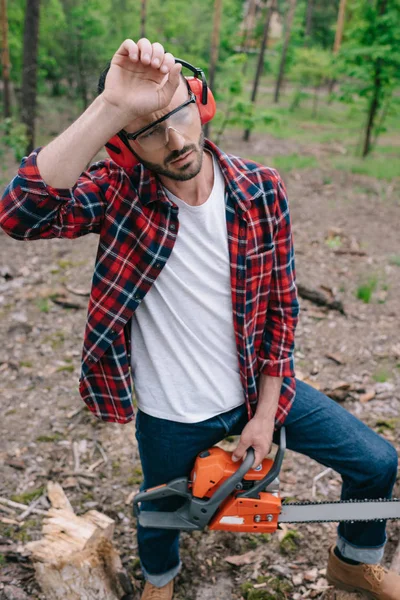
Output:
[{"xmin": 225, "ymin": 550, "xmax": 259, "ymax": 566}]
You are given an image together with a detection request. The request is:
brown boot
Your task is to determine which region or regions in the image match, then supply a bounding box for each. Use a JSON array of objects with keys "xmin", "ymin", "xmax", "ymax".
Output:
[
  {"xmin": 141, "ymin": 579, "xmax": 174, "ymax": 600},
  {"xmin": 326, "ymin": 545, "xmax": 400, "ymax": 599}
]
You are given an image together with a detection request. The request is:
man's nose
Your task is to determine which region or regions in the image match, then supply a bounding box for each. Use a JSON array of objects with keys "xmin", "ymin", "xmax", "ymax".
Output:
[{"xmin": 166, "ymin": 127, "xmax": 185, "ymax": 152}]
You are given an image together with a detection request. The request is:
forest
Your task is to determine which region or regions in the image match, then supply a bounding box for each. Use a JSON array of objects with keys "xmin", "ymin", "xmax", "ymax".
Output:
[{"xmin": 0, "ymin": 0, "xmax": 400, "ymax": 599}]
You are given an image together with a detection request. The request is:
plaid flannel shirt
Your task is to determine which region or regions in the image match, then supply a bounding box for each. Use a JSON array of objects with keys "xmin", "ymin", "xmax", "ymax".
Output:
[{"xmin": 0, "ymin": 139, "xmax": 299, "ymax": 427}]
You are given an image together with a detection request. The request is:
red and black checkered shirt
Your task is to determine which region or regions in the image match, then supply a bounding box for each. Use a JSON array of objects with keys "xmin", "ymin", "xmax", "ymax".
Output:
[{"xmin": 0, "ymin": 139, "xmax": 299, "ymax": 427}]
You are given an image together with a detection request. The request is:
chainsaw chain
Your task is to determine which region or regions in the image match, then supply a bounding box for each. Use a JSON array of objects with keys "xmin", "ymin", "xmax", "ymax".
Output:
[{"xmin": 280, "ymin": 497, "xmax": 400, "ymax": 524}]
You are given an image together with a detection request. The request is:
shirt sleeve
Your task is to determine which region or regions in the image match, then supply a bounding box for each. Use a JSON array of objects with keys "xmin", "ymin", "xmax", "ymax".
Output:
[
  {"xmin": 258, "ymin": 174, "xmax": 300, "ymax": 377},
  {"xmin": 0, "ymin": 147, "xmax": 118, "ymax": 241}
]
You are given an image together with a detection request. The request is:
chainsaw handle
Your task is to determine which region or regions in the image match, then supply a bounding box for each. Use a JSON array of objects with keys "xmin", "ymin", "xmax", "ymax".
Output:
[{"xmin": 238, "ymin": 425, "xmax": 286, "ymax": 498}]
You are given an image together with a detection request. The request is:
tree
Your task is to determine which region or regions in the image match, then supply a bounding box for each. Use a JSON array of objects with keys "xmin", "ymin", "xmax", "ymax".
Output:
[
  {"xmin": 204, "ymin": 0, "xmax": 223, "ymax": 138},
  {"xmin": 21, "ymin": 0, "xmax": 40, "ymax": 154},
  {"xmin": 274, "ymin": 0, "xmax": 297, "ymax": 103},
  {"xmin": 304, "ymin": 0, "xmax": 314, "ymax": 44},
  {"xmin": 244, "ymin": 0, "xmax": 276, "ymax": 141},
  {"xmin": 1, "ymin": 0, "xmax": 11, "ymax": 117},
  {"xmin": 140, "ymin": 0, "xmax": 146, "ymax": 38},
  {"xmin": 339, "ymin": 0, "xmax": 400, "ymax": 156}
]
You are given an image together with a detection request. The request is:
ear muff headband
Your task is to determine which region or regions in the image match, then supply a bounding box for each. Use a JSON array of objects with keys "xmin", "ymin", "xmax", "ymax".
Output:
[{"xmin": 103, "ymin": 58, "xmax": 216, "ymax": 169}]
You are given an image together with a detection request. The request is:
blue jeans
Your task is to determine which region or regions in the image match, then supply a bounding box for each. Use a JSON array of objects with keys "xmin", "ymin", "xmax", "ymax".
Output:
[{"xmin": 134, "ymin": 379, "xmax": 398, "ymax": 587}]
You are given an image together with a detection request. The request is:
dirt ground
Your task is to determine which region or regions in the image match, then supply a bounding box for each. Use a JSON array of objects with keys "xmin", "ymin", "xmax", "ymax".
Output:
[{"xmin": 0, "ymin": 125, "xmax": 399, "ymax": 600}]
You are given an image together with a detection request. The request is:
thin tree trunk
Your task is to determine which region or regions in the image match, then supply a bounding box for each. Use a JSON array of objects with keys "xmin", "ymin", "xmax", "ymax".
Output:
[
  {"xmin": 76, "ymin": 36, "xmax": 88, "ymax": 109},
  {"xmin": 362, "ymin": 0, "xmax": 387, "ymax": 157},
  {"xmin": 204, "ymin": 0, "xmax": 223, "ymax": 138},
  {"xmin": 1, "ymin": 0, "xmax": 11, "ymax": 118},
  {"xmin": 243, "ymin": 0, "xmax": 276, "ymax": 141},
  {"xmin": 274, "ymin": 0, "xmax": 297, "ymax": 103},
  {"xmin": 21, "ymin": 0, "xmax": 40, "ymax": 154},
  {"xmin": 328, "ymin": 0, "xmax": 347, "ymax": 95},
  {"xmin": 304, "ymin": 0, "xmax": 314, "ymax": 45},
  {"xmin": 333, "ymin": 0, "xmax": 347, "ymax": 54},
  {"xmin": 241, "ymin": 0, "xmax": 257, "ymax": 74},
  {"xmin": 140, "ymin": 0, "xmax": 146, "ymax": 38}
]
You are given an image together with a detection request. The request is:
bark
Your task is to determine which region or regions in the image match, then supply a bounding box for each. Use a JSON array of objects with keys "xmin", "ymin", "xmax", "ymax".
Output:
[
  {"xmin": 274, "ymin": 0, "xmax": 297, "ymax": 103},
  {"xmin": 1, "ymin": 0, "xmax": 11, "ymax": 118},
  {"xmin": 240, "ymin": 0, "xmax": 257, "ymax": 74},
  {"xmin": 304, "ymin": 0, "xmax": 314, "ymax": 45},
  {"xmin": 21, "ymin": 0, "xmax": 41, "ymax": 154},
  {"xmin": 333, "ymin": 0, "xmax": 347, "ymax": 54},
  {"xmin": 362, "ymin": 0, "xmax": 387, "ymax": 157},
  {"xmin": 204, "ymin": 0, "xmax": 223, "ymax": 139},
  {"xmin": 24, "ymin": 482, "xmax": 133, "ymax": 600},
  {"xmin": 140, "ymin": 0, "xmax": 146, "ymax": 38},
  {"xmin": 328, "ymin": 0, "xmax": 347, "ymax": 96},
  {"xmin": 76, "ymin": 35, "xmax": 88, "ymax": 110},
  {"xmin": 243, "ymin": 0, "xmax": 276, "ymax": 142}
]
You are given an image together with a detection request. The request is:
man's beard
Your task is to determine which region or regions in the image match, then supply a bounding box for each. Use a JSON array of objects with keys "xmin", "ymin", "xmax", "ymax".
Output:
[{"xmin": 132, "ymin": 131, "xmax": 205, "ymax": 182}]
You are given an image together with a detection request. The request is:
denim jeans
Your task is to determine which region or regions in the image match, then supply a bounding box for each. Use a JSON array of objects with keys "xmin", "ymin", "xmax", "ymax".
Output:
[{"xmin": 134, "ymin": 378, "xmax": 398, "ymax": 587}]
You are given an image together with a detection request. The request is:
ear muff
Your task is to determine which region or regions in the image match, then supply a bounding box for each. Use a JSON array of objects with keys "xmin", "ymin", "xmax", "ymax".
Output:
[
  {"xmin": 186, "ymin": 77, "xmax": 216, "ymax": 125},
  {"xmin": 102, "ymin": 58, "xmax": 216, "ymax": 169},
  {"xmin": 105, "ymin": 136, "xmax": 140, "ymax": 171}
]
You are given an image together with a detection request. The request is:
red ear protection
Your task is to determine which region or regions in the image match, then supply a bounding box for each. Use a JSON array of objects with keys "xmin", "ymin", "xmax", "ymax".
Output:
[{"xmin": 104, "ymin": 59, "xmax": 216, "ymax": 170}]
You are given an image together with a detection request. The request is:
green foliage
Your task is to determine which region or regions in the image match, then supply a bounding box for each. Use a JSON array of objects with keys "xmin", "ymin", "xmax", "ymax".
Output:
[
  {"xmin": 389, "ymin": 256, "xmax": 400, "ymax": 267},
  {"xmin": 271, "ymin": 153, "xmax": 318, "ymax": 172},
  {"xmin": 337, "ymin": 0, "xmax": 400, "ymax": 154},
  {"xmin": 356, "ymin": 276, "xmax": 378, "ymax": 303},
  {"xmin": 279, "ymin": 528, "xmax": 302, "ymax": 554},
  {"xmin": 11, "ymin": 486, "xmax": 46, "ymax": 504},
  {"xmin": 240, "ymin": 575, "xmax": 292, "ymax": 599},
  {"xmin": 0, "ymin": 119, "xmax": 28, "ymax": 163}
]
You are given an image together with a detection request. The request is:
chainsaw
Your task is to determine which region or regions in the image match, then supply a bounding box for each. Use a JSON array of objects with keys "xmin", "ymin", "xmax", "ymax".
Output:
[{"xmin": 133, "ymin": 427, "xmax": 400, "ymax": 532}]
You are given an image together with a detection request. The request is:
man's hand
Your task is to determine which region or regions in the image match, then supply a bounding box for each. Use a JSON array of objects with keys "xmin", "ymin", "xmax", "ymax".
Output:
[
  {"xmin": 102, "ymin": 38, "xmax": 183, "ymax": 125},
  {"xmin": 231, "ymin": 415, "xmax": 275, "ymax": 470}
]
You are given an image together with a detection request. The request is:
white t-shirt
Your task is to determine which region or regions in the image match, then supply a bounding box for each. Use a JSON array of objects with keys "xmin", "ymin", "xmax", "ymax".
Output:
[{"xmin": 130, "ymin": 152, "xmax": 245, "ymax": 422}]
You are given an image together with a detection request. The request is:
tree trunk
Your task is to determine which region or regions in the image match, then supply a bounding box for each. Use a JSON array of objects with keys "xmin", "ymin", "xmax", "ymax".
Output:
[
  {"xmin": 21, "ymin": 0, "xmax": 40, "ymax": 154},
  {"xmin": 243, "ymin": 0, "xmax": 276, "ymax": 141},
  {"xmin": 24, "ymin": 481, "xmax": 133, "ymax": 600},
  {"xmin": 1, "ymin": 0, "xmax": 11, "ymax": 118},
  {"xmin": 328, "ymin": 0, "xmax": 347, "ymax": 96},
  {"xmin": 204, "ymin": 0, "xmax": 223, "ymax": 139},
  {"xmin": 140, "ymin": 0, "xmax": 146, "ymax": 38},
  {"xmin": 240, "ymin": 0, "xmax": 257, "ymax": 74},
  {"xmin": 333, "ymin": 0, "xmax": 347, "ymax": 54},
  {"xmin": 76, "ymin": 35, "xmax": 88, "ymax": 110},
  {"xmin": 274, "ymin": 0, "xmax": 297, "ymax": 103},
  {"xmin": 304, "ymin": 0, "xmax": 314, "ymax": 45},
  {"xmin": 362, "ymin": 0, "xmax": 387, "ymax": 157}
]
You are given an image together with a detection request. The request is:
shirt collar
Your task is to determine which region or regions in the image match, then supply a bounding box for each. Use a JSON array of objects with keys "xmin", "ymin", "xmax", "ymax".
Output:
[{"xmin": 130, "ymin": 138, "xmax": 258, "ymax": 214}]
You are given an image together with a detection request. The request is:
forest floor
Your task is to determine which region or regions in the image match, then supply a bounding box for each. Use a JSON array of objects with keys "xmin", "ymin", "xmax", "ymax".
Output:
[{"xmin": 0, "ymin": 95, "xmax": 400, "ymax": 600}]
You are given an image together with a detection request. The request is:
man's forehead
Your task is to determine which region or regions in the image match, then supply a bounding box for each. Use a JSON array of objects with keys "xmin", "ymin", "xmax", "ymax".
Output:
[{"xmin": 130, "ymin": 78, "xmax": 190, "ymax": 131}]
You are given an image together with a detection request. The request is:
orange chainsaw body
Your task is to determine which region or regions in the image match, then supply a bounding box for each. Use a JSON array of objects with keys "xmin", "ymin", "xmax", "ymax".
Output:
[{"xmin": 189, "ymin": 446, "xmax": 282, "ymax": 532}]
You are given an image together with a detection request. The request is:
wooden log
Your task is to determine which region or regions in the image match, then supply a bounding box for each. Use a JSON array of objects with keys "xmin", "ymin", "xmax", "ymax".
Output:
[
  {"xmin": 390, "ymin": 538, "xmax": 400, "ymax": 573},
  {"xmin": 24, "ymin": 481, "xmax": 133, "ymax": 600}
]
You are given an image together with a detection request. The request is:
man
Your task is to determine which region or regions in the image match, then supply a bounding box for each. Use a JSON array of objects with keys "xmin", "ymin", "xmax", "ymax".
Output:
[{"xmin": 1, "ymin": 38, "xmax": 399, "ymax": 600}]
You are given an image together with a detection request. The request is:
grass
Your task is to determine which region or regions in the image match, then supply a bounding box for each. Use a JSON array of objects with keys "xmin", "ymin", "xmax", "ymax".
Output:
[
  {"xmin": 356, "ymin": 276, "xmax": 378, "ymax": 303},
  {"xmin": 389, "ymin": 255, "xmax": 400, "ymax": 267},
  {"xmin": 372, "ymin": 368, "xmax": 391, "ymax": 383},
  {"xmin": 279, "ymin": 529, "xmax": 302, "ymax": 554},
  {"xmin": 270, "ymin": 154, "xmax": 318, "ymax": 172},
  {"xmin": 35, "ymin": 298, "xmax": 50, "ymax": 313},
  {"xmin": 332, "ymin": 155, "xmax": 400, "ymax": 181},
  {"xmin": 11, "ymin": 486, "xmax": 45, "ymax": 504}
]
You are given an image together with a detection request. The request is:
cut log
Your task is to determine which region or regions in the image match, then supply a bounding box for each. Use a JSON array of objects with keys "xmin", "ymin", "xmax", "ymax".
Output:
[
  {"xmin": 390, "ymin": 538, "xmax": 400, "ymax": 573},
  {"xmin": 24, "ymin": 481, "xmax": 133, "ymax": 600}
]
